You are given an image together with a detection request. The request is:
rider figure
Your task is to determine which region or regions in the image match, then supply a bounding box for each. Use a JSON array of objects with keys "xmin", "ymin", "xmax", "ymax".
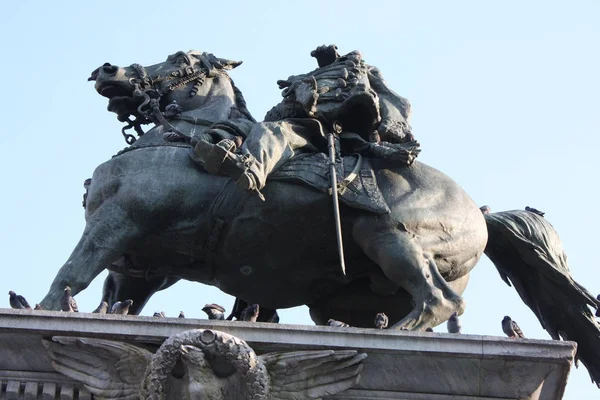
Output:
[{"xmin": 192, "ymin": 45, "xmax": 420, "ymax": 195}]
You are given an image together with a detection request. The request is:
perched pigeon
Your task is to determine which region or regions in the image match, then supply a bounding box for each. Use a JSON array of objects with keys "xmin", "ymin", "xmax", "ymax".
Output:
[
  {"xmin": 8, "ymin": 291, "xmax": 31, "ymax": 309},
  {"xmin": 61, "ymin": 287, "xmax": 78, "ymax": 312},
  {"xmin": 202, "ymin": 303, "xmax": 226, "ymax": 320},
  {"xmin": 153, "ymin": 311, "xmax": 166, "ymax": 318},
  {"xmin": 502, "ymin": 316, "xmax": 525, "ymax": 338},
  {"xmin": 596, "ymin": 295, "xmax": 600, "ymax": 318},
  {"xmin": 178, "ymin": 311, "xmax": 185, "ymax": 318},
  {"xmin": 111, "ymin": 300, "xmax": 133, "ymax": 315},
  {"xmin": 479, "ymin": 205, "xmax": 491, "ymax": 215},
  {"xmin": 92, "ymin": 301, "xmax": 109, "ymax": 314},
  {"xmin": 425, "ymin": 327, "xmax": 434, "ymax": 332},
  {"xmin": 374, "ymin": 312, "xmax": 389, "ymax": 329},
  {"xmin": 241, "ymin": 304, "xmax": 260, "ymax": 322},
  {"xmin": 525, "ymin": 206, "xmax": 545, "ymax": 217},
  {"xmin": 34, "ymin": 304, "xmax": 44, "ymax": 310},
  {"xmin": 327, "ymin": 319, "xmax": 350, "ymax": 328},
  {"xmin": 447, "ymin": 312, "xmax": 461, "ymax": 333}
]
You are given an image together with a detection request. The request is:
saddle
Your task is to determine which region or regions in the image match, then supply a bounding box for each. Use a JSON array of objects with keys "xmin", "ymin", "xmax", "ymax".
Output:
[
  {"xmin": 270, "ymin": 153, "xmax": 390, "ymax": 214},
  {"xmin": 114, "ymin": 128, "xmax": 390, "ymax": 214}
]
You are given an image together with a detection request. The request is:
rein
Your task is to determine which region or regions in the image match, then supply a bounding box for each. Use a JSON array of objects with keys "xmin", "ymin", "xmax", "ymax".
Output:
[{"xmin": 118, "ymin": 63, "xmax": 208, "ymax": 145}]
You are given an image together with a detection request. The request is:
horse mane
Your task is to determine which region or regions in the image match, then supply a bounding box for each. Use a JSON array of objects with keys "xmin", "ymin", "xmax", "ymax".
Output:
[
  {"xmin": 228, "ymin": 76, "xmax": 256, "ymax": 123},
  {"xmin": 190, "ymin": 51, "xmax": 255, "ymax": 123}
]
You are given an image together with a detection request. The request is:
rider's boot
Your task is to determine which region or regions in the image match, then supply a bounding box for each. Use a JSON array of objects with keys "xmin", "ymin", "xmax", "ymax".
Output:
[{"xmin": 192, "ymin": 139, "xmax": 263, "ymax": 197}]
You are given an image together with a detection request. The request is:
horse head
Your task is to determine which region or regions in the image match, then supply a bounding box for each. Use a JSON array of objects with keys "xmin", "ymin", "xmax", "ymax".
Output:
[{"xmin": 88, "ymin": 50, "xmax": 248, "ymax": 142}]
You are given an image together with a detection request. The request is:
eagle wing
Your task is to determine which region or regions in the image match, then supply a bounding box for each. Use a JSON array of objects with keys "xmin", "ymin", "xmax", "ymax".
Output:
[
  {"xmin": 260, "ymin": 349, "xmax": 366, "ymax": 399},
  {"xmin": 43, "ymin": 336, "xmax": 152, "ymax": 399}
]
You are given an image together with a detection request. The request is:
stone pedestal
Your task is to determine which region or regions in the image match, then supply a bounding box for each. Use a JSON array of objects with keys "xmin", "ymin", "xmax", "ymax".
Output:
[{"xmin": 0, "ymin": 309, "xmax": 574, "ymax": 399}]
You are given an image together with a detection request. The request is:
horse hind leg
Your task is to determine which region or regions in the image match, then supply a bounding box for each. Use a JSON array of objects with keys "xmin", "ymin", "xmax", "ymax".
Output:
[
  {"xmin": 102, "ymin": 271, "xmax": 180, "ymax": 315},
  {"xmin": 40, "ymin": 202, "xmax": 140, "ymax": 311},
  {"xmin": 353, "ymin": 220, "xmax": 465, "ymax": 330}
]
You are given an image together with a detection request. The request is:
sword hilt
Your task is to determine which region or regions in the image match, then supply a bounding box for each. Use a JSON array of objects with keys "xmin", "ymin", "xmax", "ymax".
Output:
[{"xmin": 332, "ymin": 120, "xmax": 343, "ymax": 135}]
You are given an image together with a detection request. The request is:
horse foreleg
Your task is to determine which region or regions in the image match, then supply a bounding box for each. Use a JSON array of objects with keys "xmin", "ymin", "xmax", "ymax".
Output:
[
  {"xmin": 227, "ymin": 298, "xmax": 279, "ymax": 322},
  {"xmin": 101, "ymin": 271, "xmax": 180, "ymax": 315},
  {"xmin": 40, "ymin": 203, "xmax": 140, "ymax": 310},
  {"xmin": 353, "ymin": 220, "xmax": 466, "ymax": 330}
]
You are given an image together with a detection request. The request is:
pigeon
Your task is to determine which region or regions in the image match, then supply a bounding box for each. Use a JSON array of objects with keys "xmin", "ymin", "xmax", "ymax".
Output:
[
  {"xmin": 178, "ymin": 311, "xmax": 185, "ymax": 318},
  {"xmin": 502, "ymin": 316, "xmax": 525, "ymax": 338},
  {"xmin": 479, "ymin": 205, "xmax": 491, "ymax": 215},
  {"xmin": 202, "ymin": 303, "xmax": 226, "ymax": 320},
  {"xmin": 425, "ymin": 327, "xmax": 434, "ymax": 332},
  {"xmin": 8, "ymin": 291, "xmax": 31, "ymax": 309},
  {"xmin": 111, "ymin": 300, "xmax": 133, "ymax": 315},
  {"xmin": 34, "ymin": 304, "xmax": 44, "ymax": 310},
  {"xmin": 374, "ymin": 312, "xmax": 389, "ymax": 329},
  {"xmin": 240, "ymin": 304, "xmax": 260, "ymax": 322},
  {"xmin": 61, "ymin": 287, "xmax": 78, "ymax": 312},
  {"xmin": 327, "ymin": 319, "xmax": 350, "ymax": 328},
  {"xmin": 153, "ymin": 311, "xmax": 166, "ymax": 318},
  {"xmin": 447, "ymin": 312, "xmax": 461, "ymax": 333},
  {"xmin": 92, "ymin": 301, "xmax": 109, "ymax": 314},
  {"xmin": 525, "ymin": 206, "xmax": 545, "ymax": 217},
  {"xmin": 596, "ymin": 294, "xmax": 600, "ymax": 318}
]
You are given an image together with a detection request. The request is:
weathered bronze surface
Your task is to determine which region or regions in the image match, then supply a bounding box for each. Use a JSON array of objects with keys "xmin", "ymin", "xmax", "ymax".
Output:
[{"xmin": 38, "ymin": 46, "xmax": 600, "ymax": 385}]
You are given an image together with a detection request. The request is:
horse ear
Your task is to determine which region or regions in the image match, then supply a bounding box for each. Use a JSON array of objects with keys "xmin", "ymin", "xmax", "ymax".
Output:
[
  {"xmin": 217, "ymin": 58, "xmax": 243, "ymax": 70},
  {"xmin": 194, "ymin": 52, "xmax": 243, "ymax": 76}
]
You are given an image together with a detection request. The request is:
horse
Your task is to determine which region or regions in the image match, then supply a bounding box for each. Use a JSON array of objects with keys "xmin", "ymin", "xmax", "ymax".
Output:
[
  {"xmin": 38, "ymin": 50, "xmax": 486, "ymax": 331},
  {"xmin": 38, "ymin": 49, "xmax": 600, "ymax": 384},
  {"xmin": 41, "ymin": 51, "xmax": 600, "ymax": 382}
]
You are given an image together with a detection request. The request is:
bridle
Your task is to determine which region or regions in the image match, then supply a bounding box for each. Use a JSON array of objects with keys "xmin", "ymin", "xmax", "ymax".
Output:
[{"xmin": 119, "ymin": 62, "xmax": 208, "ymax": 144}]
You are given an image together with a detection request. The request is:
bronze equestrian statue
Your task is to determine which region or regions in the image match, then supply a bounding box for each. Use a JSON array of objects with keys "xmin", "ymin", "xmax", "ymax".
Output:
[{"xmin": 38, "ymin": 46, "xmax": 600, "ymax": 386}]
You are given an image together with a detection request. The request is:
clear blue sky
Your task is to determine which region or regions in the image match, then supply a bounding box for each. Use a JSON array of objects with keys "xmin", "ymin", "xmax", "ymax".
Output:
[{"xmin": 1, "ymin": 1, "xmax": 598, "ymax": 397}]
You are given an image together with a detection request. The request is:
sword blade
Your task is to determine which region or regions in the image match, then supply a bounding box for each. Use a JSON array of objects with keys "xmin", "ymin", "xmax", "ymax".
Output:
[{"xmin": 327, "ymin": 132, "xmax": 346, "ymax": 275}]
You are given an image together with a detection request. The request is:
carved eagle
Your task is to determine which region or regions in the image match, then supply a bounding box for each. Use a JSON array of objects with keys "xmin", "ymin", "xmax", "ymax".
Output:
[{"xmin": 43, "ymin": 329, "xmax": 366, "ymax": 400}]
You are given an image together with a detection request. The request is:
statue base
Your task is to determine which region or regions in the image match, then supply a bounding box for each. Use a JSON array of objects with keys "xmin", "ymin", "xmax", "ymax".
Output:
[{"xmin": 0, "ymin": 309, "xmax": 574, "ymax": 399}]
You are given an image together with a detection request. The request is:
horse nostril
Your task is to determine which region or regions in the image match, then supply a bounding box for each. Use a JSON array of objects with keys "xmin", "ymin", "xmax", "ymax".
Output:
[{"xmin": 101, "ymin": 63, "xmax": 118, "ymax": 75}]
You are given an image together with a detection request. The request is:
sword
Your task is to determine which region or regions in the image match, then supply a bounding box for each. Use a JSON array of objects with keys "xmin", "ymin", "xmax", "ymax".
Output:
[{"xmin": 328, "ymin": 121, "xmax": 346, "ymax": 275}]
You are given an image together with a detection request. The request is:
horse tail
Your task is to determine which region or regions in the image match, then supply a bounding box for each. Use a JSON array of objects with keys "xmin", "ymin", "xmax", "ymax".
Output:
[{"xmin": 484, "ymin": 210, "xmax": 600, "ymax": 387}]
